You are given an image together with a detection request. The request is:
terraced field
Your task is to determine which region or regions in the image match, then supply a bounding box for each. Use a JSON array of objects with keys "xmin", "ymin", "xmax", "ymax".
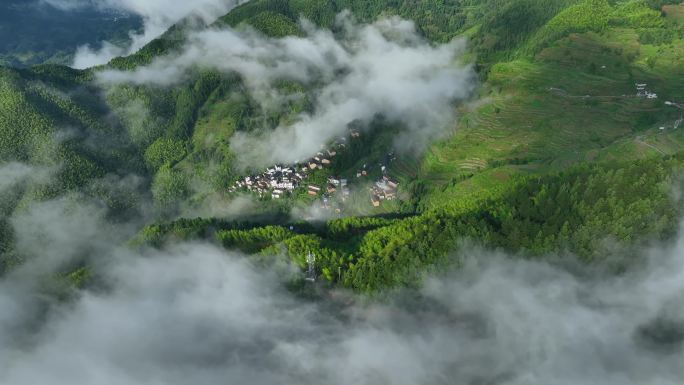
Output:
[
  {"xmin": 664, "ymin": 4, "xmax": 684, "ymax": 24},
  {"xmin": 418, "ymin": 23, "xmax": 684, "ymax": 210}
]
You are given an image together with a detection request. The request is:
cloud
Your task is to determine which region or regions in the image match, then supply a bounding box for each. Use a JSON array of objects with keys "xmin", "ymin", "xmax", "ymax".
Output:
[
  {"xmin": 2, "ymin": 184, "xmax": 684, "ymax": 384},
  {"xmin": 0, "ymin": 162, "xmax": 53, "ymax": 194},
  {"xmin": 38, "ymin": 0, "xmax": 94, "ymax": 11},
  {"xmin": 98, "ymin": 13, "xmax": 476, "ymax": 169},
  {"xmin": 72, "ymin": 41, "xmax": 130, "ymax": 70},
  {"xmin": 63, "ymin": 0, "xmax": 247, "ymax": 69}
]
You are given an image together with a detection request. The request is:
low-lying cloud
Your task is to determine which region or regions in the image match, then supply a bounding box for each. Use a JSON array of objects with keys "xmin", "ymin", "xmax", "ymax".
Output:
[
  {"xmin": 49, "ymin": 0, "xmax": 247, "ymax": 69},
  {"xmin": 99, "ymin": 13, "xmax": 475, "ymax": 168},
  {"xmin": 0, "ymin": 162, "xmax": 53, "ymax": 194},
  {"xmin": 2, "ymin": 185, "xmax": 684, "ymax": 384}
]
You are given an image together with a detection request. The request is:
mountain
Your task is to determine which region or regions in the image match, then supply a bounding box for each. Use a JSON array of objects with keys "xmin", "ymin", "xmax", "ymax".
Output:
[
  {"xmin": 4, "ymin": 1, "xmax": 684, "ymax": 383},
  {"xmin": 2, "ymin": 0, "xmax": 684, "ymax": 287},
  {"xmin": 0, "ymin": 0, "xmax": 141, "ymax": 67}
]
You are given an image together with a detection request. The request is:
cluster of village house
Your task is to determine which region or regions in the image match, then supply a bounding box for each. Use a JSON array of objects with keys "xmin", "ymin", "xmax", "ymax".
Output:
[
  {"xmin": 229, "ymin": 148, "xmax": 343, "ymax": 199},
  {"xmin": 308, "ymin": 177, "xmax": 351, "ymax": 213},
  {"xmin": 370, "ymin": 176, "xmax": 399, "ymax": 207},
  {"xmin": 229, "ymin": 128, "xmax": 400, "ymax": 208},
  {"xmin": 636, "ymin": 83, "xmax": 658, "ymax": 99},
  {"xmin": 306, "ymin": 176, "xmax": 350, "ymax": 197},
  {"xmin": 229, "ymin": 164, "xmax": 305, "ymax": 199},
  {"xmin": 229, "ymin": 130, "xmax": 358, "ymax": 200}
]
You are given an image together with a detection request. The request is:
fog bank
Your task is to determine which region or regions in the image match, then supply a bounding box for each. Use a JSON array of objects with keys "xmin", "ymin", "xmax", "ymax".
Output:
[
  {"xmin": 99, "ymin": 13, "xmax": 475, "ymax": 168},
  {"xmin": 45, "ymin": 0, "xmax": 247, "ymax": 69},
  {"xmin": 1, "ymin": 190, "xmax": 684, "ymax": 384}
]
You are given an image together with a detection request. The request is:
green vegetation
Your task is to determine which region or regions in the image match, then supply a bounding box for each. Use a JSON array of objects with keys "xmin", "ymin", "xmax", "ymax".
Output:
[
  {"xmin": 142, "ymin": 154, "xmax": 684, "ymax": 292},
  {"xmin": 151, "ymin": 164, "xmax": 190, "ymax": 207},
  {"xmin": 3, "ymin": 0, "xmax": 684, "ymax": 293},
  {"xmin": 144, "ymin": 138, "xmax": 187, "ymax": 171}
]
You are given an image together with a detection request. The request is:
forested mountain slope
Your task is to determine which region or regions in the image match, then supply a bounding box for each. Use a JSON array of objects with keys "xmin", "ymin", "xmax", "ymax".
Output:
[{"xmin": 2, "ymin": 0, "xmax": 684, "ymax": 291}]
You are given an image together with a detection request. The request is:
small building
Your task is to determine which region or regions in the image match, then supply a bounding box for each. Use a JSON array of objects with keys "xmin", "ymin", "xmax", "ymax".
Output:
[
  {"xmin": 327, "ymin": 185, "xmax": 337, "ymax": 193},
  {"xmin": 321, "ymin": 159, "xmax": 331, "ymax": 165},
  {"xmin": 371, "ymin": 195, "xmax": 381, "ymax": 207},
  {"xmin": 308, "ymin": 185, "xmax": 321, "ymax": 196}
]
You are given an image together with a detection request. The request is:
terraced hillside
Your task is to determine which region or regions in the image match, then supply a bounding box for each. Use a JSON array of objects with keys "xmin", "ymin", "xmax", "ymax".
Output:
[{"xmin": 420, "ymin": 1, "xmax": 684, "ymax": 210}]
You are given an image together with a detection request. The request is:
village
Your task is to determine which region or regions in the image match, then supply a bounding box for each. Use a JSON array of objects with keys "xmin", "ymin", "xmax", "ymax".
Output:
[
  {"xmin": 370, "ymin": 176, "xmax": 399, "ymax": 207},
  {"xmin": 362, "ymin": 151, "xmax": 399, "ymax": 207},
  {"xmin": 229, "ymin": 128, "xmax": 400, "ymax": 209},
  {"xmin": 228, "ymin": 136, "xmax": 346, "ymax": 199}
]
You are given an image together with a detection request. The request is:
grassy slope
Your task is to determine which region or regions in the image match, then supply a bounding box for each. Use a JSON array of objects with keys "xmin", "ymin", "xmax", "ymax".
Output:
[{"xmin": 419, "ymin": 1, "xmax": 684, "ymax": 211}]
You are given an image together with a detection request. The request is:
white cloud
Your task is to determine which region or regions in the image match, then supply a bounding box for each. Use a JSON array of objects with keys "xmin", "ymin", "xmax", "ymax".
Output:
[
  {"xmin": 98, "ymin": 14, "xmax": 475, "ymax": 168},
  {"xmin": 63, "ymin": 0, "xmax": 248, "ymax": 69},
  {"xmin": 0, "ymin": 162, "xmax": 53, "ymax": 194},
  {"xmin": 72, "ymin": 41, "xmax": 129, "ymax": 70},
  {"xmin": 2, "ymin": 189, "xmax": 684, "ymax": 384}
]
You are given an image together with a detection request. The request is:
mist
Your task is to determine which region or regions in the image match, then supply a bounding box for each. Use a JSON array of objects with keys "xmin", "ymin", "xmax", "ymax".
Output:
[
  {"xmin": 98, "ymin": 13, "xmax": 475, "ymax": 168},
  {"xmin": 2, "ymin": 174, "xmax": 684, "ymax": 384},
  {"xmin": 46, "ymin": 0, "xmax": 247, "ymax": 69},
  {"xmin": 0, "ymin": 162, "xmax": 53, "ymax": 194}
]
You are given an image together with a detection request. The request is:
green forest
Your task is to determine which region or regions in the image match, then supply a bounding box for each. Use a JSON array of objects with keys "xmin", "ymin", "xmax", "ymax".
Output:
[{"xmin": 2, "ymin": 0, "xmax": 684, "ymax": 293}]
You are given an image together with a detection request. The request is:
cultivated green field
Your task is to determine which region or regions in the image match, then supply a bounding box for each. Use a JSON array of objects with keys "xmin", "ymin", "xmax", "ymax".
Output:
[{"xmin": 419, "ymin": 3, "xmax": 684, "ymax": 210}]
